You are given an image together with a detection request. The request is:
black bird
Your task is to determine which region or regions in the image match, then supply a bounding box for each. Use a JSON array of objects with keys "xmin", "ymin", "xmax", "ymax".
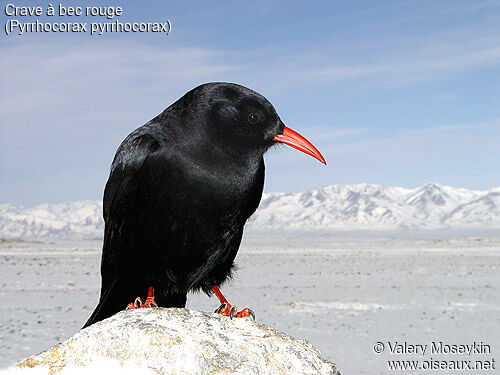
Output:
[{"xmin": 84, "ymin": 82, "xmax": 325, "ymax": 328}]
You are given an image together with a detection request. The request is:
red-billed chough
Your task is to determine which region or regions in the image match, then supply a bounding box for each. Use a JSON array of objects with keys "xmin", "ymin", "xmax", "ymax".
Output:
[{"xmin": 83, "ymin": 82, "xmax": 325, "ymax": 327}]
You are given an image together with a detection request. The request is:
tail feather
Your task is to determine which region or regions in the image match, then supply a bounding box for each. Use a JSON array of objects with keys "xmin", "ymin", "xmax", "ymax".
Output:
[{"xmin": 83, "ymin": 278, "xmax": 120, "ymax": 328}]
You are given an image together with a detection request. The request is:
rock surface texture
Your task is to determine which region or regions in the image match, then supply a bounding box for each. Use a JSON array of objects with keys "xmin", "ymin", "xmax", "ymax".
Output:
[{"xmin": 18, "ymin": 308, "xmax": 338, "ymax": 375}]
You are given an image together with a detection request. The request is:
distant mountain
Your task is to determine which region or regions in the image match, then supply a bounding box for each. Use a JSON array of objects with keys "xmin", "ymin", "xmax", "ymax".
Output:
[
  {"xmin": 0, "ymin": 200, "xmax": 103, "ymax": 240},
  {"xmin": 1, "ymin": 183, "xmax": 499, "ymax": 240},
  {"xmin": 247, "ymin": 182, "xmax": 500, "ymax": 232}
]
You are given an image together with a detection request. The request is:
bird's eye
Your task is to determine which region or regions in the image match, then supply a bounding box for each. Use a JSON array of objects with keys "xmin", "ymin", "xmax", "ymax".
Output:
[{"xmin": 248, "ymin": 113, "xmax": 259, "ymax": 123}]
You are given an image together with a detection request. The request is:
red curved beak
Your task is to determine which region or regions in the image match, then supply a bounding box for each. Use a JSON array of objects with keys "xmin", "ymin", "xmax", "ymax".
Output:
[{"xmin": 274, "ymin": 126, "xmax": 326, "ymax": 165}]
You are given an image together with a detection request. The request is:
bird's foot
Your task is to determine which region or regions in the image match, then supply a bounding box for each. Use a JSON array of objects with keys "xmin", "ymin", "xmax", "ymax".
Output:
[
  {"xmin": 126, "ymin": 286, "xmax": 158, "ymax": 310},
  {"xmin": 211, "ymin": 286, "xmax": 255, "ymax": 320},
  {"xmin": 214, "ymin": 303, "xmax": 255, "ymax": 319}
]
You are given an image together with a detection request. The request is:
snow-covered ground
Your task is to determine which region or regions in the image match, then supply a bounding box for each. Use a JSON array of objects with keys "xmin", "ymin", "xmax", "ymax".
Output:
[{"xmin": 1, "ymin": 236, "xmax": 499, "ymax": 374}]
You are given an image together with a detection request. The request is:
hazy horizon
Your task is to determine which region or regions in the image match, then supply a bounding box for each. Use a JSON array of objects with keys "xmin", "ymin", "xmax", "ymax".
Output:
[{"xmin": 2, "ymin": 180, "xmax": 500, "ymax": 207}]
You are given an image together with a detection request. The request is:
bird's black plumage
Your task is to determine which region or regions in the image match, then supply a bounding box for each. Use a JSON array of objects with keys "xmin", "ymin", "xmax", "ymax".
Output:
[{"xmin": 83, "ymin": 83, "xmax": 286, "ymax": 327}]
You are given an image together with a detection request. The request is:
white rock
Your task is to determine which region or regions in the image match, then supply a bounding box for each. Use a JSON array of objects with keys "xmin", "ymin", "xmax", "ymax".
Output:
[{"xmin": 18, "ymin": 308, "xmax": 338, "ymax": 375}]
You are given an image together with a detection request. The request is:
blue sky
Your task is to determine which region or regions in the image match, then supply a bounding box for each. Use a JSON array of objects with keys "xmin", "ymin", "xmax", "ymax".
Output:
[{"xmin": 1, "ymin": 0, "xmax": 500, "ymax": 205}]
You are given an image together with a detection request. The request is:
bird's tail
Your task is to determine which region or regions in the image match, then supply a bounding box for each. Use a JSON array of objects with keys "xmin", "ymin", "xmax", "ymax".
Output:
[{"xmin": 83, "ymin": 278, "xmax": 140, "ymax": 328}]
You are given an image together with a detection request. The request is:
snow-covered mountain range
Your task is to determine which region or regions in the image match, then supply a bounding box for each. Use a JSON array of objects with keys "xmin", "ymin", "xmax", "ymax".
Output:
[{"xmin": 1, "ymin": 183, "xmax": 499, "ymax": 240}]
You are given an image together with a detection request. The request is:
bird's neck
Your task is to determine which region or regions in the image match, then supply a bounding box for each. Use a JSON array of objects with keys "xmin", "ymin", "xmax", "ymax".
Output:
[{"xmin": 191, "ymin": 143, "xmax": 262, "ymax": 178}]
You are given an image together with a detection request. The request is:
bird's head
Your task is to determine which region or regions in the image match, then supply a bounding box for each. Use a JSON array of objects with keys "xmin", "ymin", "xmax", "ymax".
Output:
[{"xmin": 179, "ymin": 82, "xmax": 326, "ymax": 165}]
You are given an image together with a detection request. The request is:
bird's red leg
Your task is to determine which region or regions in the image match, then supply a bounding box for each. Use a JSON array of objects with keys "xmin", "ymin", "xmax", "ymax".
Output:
[
  {"xmin": 143, "ymin": 286, "xmax": 159, "ymax": 307},
  {"xmin": 126, "ymin": 286, "xmax": 158, "ymax": 310},
  {"xmin": 212, "ymin": 286, "xmax": 255, "ymax": 320}
]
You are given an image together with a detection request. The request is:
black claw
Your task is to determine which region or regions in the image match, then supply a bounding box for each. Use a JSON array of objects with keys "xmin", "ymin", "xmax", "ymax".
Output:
[
  {"xmin": 229, "ymin": 306, "xmax": 237, "ymax": 319},
  {"xmin": 247, "ymin": 308, "xmax": 256, "ymax": 321},
  {"xmin": 214, "ymin": 303, "xmax": 227, "ymax": 314}
]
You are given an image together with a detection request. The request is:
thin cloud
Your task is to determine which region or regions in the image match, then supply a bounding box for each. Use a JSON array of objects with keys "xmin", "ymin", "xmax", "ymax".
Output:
[
  {"xmin": 309, "ymin": 45, "xmax": 500, "ymax": 84},
  {"xmin": 0, "ymin": 40, "xmax": 245, "ymax": 120},
  {"xmin": 302, "ymin": 127, "xmax": 369, "ymax": 142}
]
